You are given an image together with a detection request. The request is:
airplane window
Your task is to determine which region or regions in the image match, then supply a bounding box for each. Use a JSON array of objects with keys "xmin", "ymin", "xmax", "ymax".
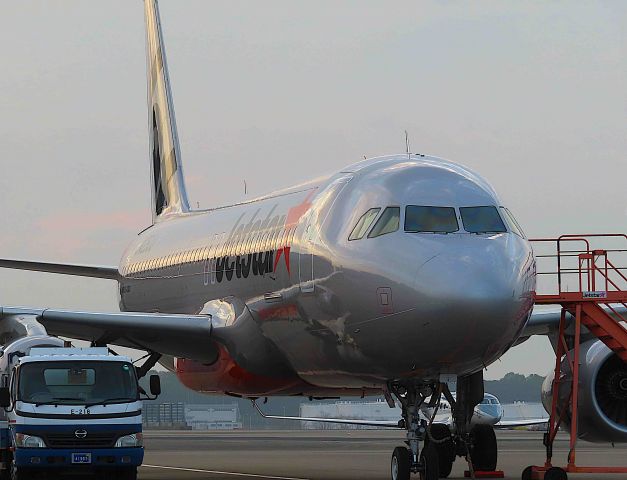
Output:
[
  {"xmin": 258, "ymin": 232, "xmax": 266, "ymax": 252},
  {"xmin": 288, "ymin": 228, "xmax": 296, "ymax": 246},
  {"xmin": 348, "ymin": 208, "xmax": 381, "ymax": 240},
  {"xmin": 405, "ymin": 206, "xmax": 459, "ymax": 233},
  {"xmin": 262, "ymin": 231, "xmax": 270, "ymax": 251},
  {"xmin": 368, "ymin": 207, "xmax": 400, "ymax": 238},
  {"xmin": 460, "ymin": 206, "xmax": 506, "ymax": 234},
  {"xmin": 500, "ymin": 207, "xmax": 526, "ymax": 238}
]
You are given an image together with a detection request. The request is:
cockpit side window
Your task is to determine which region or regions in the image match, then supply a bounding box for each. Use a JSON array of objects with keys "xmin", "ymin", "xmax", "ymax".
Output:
[
  {"xmin": 348, "ymin": 208, "xmax": 380, "ymax": 240},
  {"xmin": 404, "ymin": 206, "xmax": 459, "ymax": 233},
  {"xmin": 459, "ymin": 206, "xmax": 506, "ymax": 234},
  {"xmin": 368, "ymin": 207, "xmax": 400, "ymax": 238},
  {"xmin": 500, "ymin": 207, "xmax": 526, "ymax": 238}
]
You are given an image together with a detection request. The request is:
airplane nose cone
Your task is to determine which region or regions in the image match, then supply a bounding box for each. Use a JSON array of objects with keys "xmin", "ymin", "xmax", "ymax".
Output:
[
  {"xmin": 416, "ymin": 248, "xmax": 518, "ymax": 304},
  {"xmin": 412, "ymin": 236, "xmax": 533, "ymax": 368}
]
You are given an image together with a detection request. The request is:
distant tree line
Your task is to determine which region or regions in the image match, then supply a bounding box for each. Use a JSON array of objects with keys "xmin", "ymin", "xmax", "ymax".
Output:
[{"xmin": 484, "ymin": 373, "xmax": 544, "ymax": 403}]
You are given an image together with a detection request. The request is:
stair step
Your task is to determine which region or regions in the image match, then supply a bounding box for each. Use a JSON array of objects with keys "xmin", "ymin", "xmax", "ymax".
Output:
[{"xmin": 579, "ymin": 303, "xmax": 627, "ymax": 358}]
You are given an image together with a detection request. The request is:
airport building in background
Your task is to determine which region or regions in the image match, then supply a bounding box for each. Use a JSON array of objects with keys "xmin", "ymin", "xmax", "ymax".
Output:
[
  {"xmin": 300, "ymin": 400, "xmax": 399, "ymax": 429},
  {"xmin": 143, "ymin": 402, "xmax": 242, "ymax": 430},
  {"xmin": 185, "ymin": 404, "xmax": 243, "ymax": 430}
]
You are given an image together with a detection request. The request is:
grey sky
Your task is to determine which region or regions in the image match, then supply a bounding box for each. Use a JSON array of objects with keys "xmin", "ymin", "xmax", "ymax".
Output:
[{"xmin": 0, "ymin": 1, "xmax": 625, "ymax": 380}]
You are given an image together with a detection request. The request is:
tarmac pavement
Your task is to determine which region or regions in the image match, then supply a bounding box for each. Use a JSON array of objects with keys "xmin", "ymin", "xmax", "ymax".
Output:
[{"xmin": 138, "ymin": 430, "xmax": 627, "ymax": 480}]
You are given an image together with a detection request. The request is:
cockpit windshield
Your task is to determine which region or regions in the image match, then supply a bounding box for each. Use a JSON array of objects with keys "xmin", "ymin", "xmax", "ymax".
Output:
[
  {"xmin": 18, "ymin": 361, "xmax": 138, "ymax": 406},
  {"xmin": 349, "ymin": 208, "xmax": 380, "ymax": 240},
  {"xmin": 404, "ymin": 206, "xmax": 459, "ymax": 233},
  {"xmin": 481, "ymin": 395, "xmax": 499, "ymax": 405},
  {"xmin": 368, "ymin": 207, "xmax": 400, "ymax": 238},
  {"xmin": 459, "ymin": 206, "xmax": 506, "ymax": 234},
  {"xmin": 500, "ymin": 207, "xmax": 525, "ymax": 238}
]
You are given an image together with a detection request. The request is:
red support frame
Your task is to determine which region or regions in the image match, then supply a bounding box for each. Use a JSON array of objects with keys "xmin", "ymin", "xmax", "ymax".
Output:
[{"xmin": 527, "ymin": 234, "xmax": 627, "ymax": 479}]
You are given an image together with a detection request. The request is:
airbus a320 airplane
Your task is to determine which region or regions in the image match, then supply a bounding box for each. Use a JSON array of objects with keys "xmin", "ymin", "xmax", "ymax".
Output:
[{"xmin": 1, "ymin": 1, "xmax": 625, "ymax": 479}]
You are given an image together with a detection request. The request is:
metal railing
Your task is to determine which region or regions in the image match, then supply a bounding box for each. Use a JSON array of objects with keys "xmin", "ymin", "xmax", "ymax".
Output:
[{"xmin": 530, "ymin": 234, "xmax": 627, "ymax": 300}]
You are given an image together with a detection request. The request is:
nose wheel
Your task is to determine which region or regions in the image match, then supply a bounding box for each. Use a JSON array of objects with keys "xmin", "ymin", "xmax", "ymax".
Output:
[
  {"xmin": 425, "ymin": 423, "xmax": 455, "ymax": 478},
  {"xmin": 419, "ymin": 444, "xmax": 440, "ymax": 480},
  {"xmin": 391, "ymin": 447, "xmax": 411, "ymax": 480},
  {"xmin": 469, "ymin": 424, "xmax": 498, "ymax": 471},
  {"xmin": 390, "ymin": 445, "xmax": 439, "ymax": 480}
]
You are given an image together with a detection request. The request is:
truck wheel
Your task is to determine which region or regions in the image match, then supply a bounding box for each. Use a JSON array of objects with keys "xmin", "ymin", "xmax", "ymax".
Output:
[
  {"xmin": 120, "ymin": 467, "xmax": 138, "ymax": 480},
  {"xmin": 9, "ymin": 463, "xmax": 28, "ymax": 480}
]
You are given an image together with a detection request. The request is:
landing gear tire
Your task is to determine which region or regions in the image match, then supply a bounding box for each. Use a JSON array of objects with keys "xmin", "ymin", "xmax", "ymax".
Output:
[
  {"xmin": 425, "ymin": 424, "xmax": 454, "ymax": 478},
  {"xmin": 470, "ymin": 424, "xmax": 497, "ymax": 471},
  {"xmin": 419, "ymin": 444, "xmax": 439, "ymax": 480},
  {"xmin": 391, "ymin": 446, "xmax": 411, "ymax": 480},
  {"xmin": 544, "ymin": 467, "xmax": 568, "ymax": 480},
  {"xmin": 521, "ymin": 466, "xmax": 533, "ymax": 480}
]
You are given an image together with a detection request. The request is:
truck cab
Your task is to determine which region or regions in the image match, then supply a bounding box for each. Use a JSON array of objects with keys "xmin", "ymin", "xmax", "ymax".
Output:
[{"xmin": 0, "ymin": 336, "xmax": 160, "ymax": 480}]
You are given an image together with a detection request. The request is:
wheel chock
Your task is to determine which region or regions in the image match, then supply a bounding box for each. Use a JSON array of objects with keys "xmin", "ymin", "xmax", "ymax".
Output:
[{"xmin": 464, "ymin": 471, "xmax": 505, "ymax": 478}]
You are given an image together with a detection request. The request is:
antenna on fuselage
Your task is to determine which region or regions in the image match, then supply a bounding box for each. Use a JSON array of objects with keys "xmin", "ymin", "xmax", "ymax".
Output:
[
  {"xmin": 244, "ymin": 180, "xmax": 247, "ymax": 196},
  {"xmin": 405, "ymin": 130, "xmax": 411, "ymax": 159}
]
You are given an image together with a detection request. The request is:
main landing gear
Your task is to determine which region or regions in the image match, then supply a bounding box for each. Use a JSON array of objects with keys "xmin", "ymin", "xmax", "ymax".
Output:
[{"xmin": 387, "ymin": 371, "xmax": 497, "ymax": 479}]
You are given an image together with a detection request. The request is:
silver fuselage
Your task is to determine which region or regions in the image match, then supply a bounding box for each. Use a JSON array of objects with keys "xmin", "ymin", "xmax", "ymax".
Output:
[{"xmin": 118, "ymin": 155, "xmax": 536, "ymax": 393}]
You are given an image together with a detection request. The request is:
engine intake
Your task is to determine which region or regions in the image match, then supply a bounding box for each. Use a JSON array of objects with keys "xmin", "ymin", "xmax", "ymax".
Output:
[{"xmin": 542, "ymin": 339, "xmax": 627, "ymax": 443}]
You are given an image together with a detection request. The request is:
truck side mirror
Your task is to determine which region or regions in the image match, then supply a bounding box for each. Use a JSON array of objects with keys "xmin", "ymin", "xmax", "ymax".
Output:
[
  {"xmin": 0, "ymin": 387, "xmax": 10, "ymax": 408},
  {"xmin": 149, "ymin": 374, "xmax": 161, "ymax": 397}
]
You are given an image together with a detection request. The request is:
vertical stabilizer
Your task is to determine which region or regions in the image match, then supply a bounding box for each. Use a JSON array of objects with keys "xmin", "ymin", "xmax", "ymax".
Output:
[{"xmin": 144, "ymin": 0, "xmax": 190, "ymax": 221}]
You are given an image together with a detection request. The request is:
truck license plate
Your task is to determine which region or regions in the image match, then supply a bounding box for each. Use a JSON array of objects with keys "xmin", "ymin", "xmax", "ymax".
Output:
[{"xmin": 71, "ymin": 453, "xmax": 91, "ymax": 464}]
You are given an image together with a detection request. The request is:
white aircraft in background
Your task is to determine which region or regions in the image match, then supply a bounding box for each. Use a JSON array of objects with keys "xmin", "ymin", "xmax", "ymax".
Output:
[{"xmin": 423, "ymin": 393, "xmax": 548, "ymax": 428}]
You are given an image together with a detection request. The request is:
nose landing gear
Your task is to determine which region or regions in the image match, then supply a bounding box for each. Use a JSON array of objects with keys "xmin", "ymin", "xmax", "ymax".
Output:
[
  {"xmin": 388, "ymin": 371, "xmax": 495, "ymax": 479},
  {"xmin": 388, "ymin": 383, "xmax": 440, "ymax": 480}
]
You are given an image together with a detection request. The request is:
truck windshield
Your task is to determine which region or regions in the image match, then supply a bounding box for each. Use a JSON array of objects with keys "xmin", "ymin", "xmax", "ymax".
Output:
[{"xmin": 18, "ymin": 361, "xmax": 138, "ymax": 406}]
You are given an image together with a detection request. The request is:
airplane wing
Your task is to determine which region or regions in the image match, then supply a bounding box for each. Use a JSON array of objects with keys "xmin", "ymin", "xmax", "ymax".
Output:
[
  {"xmin": 495, "ymin": 417, "xmax": 549, "ymax": 428},
  {"xmin": 0, "ymin": 297, "xmax": 293, "ymax": 379},
  {"xmin": 0, "ymin": 306, "xmax": 216, "ymax": 363},
  {"xmin": 252, "ymin": 400, "xmax": 401, "ymax": 428},
  {"xmin": 516, "ymin": 306, "xmax": 627, "ymax": 345},
  {"xmin": 0, "ymin": 259, "xmax": 118, "ymax": 279}
]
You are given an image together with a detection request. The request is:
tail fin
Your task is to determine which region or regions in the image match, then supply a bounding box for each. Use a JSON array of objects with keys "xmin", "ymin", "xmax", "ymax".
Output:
[{"xmin": 144, "ymin": 0, "xmax": 190, "ymax": 221}]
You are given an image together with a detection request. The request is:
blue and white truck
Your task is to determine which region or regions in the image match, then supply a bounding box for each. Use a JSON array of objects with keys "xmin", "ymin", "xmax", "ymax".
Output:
[{"xmin": 0, "ymin": 334, "xmax": 160, "ymax": 480}]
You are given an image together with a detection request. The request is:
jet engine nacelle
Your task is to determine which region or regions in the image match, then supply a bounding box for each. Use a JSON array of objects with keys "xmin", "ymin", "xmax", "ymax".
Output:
[{"xmin": 541, "ymin": 339, "xmax": 627, "ymax": 443}]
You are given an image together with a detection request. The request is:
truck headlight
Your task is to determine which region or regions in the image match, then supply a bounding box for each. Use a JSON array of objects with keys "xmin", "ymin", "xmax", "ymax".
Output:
[
  {"xmin": 15, "ymin": 433, "xmax": 46, "ymax": 448},
  {"xmin": 114, "ymin": 433, "xmax": 143, "ymax": 448}
]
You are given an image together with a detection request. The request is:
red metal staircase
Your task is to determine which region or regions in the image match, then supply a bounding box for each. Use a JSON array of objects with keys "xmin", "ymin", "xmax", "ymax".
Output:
[{"xmin": 527, "ymin": 234, "xmax": 627, "ymax": 479}]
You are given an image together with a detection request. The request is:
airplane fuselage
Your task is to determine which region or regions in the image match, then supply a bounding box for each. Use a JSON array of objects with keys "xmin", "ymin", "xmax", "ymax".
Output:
[{"xmin": 118, "ymin": 155, "xmax": 536, "ymax": 396}]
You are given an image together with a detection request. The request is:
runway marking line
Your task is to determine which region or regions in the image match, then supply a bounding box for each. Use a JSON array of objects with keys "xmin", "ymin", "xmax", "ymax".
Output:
[{"xmin": 141, "ymin": 464, "xmax": 310, "ymax": 480}]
